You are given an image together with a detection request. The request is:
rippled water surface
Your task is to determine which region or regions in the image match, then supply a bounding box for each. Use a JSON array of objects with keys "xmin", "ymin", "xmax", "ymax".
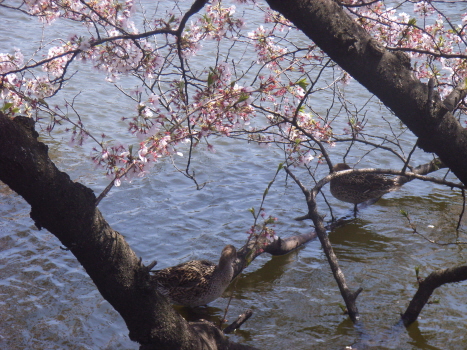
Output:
[{"xmin": 2, "ymin": 2, "xmax": 467, "ymax": 350}]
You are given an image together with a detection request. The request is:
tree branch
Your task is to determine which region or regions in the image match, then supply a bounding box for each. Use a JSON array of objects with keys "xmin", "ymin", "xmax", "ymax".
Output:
[
  {"xmin": 284, "ymin": 166, "xmax": 361, "ymax": 323},
  {"xmin": 233, "ymin": 230, "xmax": 316, "ymax": 279},
  {"xmin": 265, "ymin": 0, "xmax": 467, "ymax": 186},
  {"xmin": 387, "ymin": 46, "xmax": 467, "ymax": 60},
  {"xmin": 223, "ymin": 309, "xmax": 253, "ymax": 334},
  {"xmin": 401, "ymin": 265, "xmax": 467, "ymax": 326},
  {"xmin": 0, "ymin": 113, "xmax": 255, "ymax": 350}
]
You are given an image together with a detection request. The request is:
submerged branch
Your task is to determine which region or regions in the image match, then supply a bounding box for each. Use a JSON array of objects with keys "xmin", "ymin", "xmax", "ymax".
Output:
[
  {"xmin": 233, "ymin": 230, "xmax": 316, "ymax": 279},
  {"xmin": 223, "ymin": 309, "xmax": 253, "ymax": 334},
  {"xmin": 402, "ymin": 265, "xmax": 467, "ymax": 326},
  {"xmin": 284, "ymin": 166, "xmax": 361, "ymax": 323}
]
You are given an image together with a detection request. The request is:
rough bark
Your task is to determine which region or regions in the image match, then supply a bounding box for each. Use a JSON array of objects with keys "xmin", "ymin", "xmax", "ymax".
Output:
[
  {"xmin": 266, "ymin": 0, "xmax": 467, "ymax": 185},
  {"xmin": 0, "ymin": 114, "xmax": 256, "ymax": 350},
  {"xmin": 1, "ymin": 113, "xmax": 312, "ymax": 348},
  {"xmin": 402, "ymin": 265, "xmax": 467, "ymax": 326}
]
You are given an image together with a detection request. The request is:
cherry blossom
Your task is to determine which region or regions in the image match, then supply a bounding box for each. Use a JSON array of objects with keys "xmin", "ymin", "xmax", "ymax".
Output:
[{"xmin": 0, "ymin": 0, "xmax": 465, "ymax": 183}]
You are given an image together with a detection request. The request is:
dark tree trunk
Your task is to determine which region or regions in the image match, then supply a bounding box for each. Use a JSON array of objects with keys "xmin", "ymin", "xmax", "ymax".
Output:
[
  {"xmin": 266, "ymin": 0, "xmax": 467, "ymax": 185},
  {"xmin": 0, "ymin": 114, "xmax": 255, "ymax": 350},
  {"xmin": 265, "ymin": 0, "xmax": 467, "ymax": 327}
]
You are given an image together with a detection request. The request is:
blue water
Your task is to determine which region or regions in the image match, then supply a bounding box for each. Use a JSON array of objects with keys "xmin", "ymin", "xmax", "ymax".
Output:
[{"xmin": 1, "ymin": 1, "xmax": 467, "ymax": 349}]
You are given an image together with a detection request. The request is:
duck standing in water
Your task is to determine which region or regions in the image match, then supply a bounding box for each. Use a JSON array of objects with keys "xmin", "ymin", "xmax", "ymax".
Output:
[
  {"xmin": 152, "ymin": 245, "xmax": 237, "ymax": 307},
  {"xmin": 330, "ymin": 163, "xmax": 399, "ymax": 215}
]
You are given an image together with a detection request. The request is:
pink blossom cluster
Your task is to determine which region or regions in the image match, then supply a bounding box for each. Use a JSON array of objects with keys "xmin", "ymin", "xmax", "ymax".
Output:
[
  {"xmin": 269, "ymin": 110, "xmax": 330, "ymax": 167},
  {"xmin": 89, "ymin": 35, "xmax": 162, "ymax": 82},
  {"xmin": 91, "ymin": 60, "xmax": 256, "ymax": 180},
  {"xmin": 189, "ymin": 63, "xmax": 255, "ymax": 138},
  {"xmin": 200, "ymin": 2, "xmax": 245, "ymax": 40},
  {"xmin": 247, "ymin": 70, "xmax": 333, "ymax": 166},
  {"xmin": 0, "ymin": 0, "xmax": 162, "ymax": 118},
  {"xmin": 24, "ymin": 0, "xmax": 135, "ymax": 26},
  {"xmin": 263, "ymin": 7, "xmax": 293, "ymax": 30},
  {"xmin": 1, "ymin": 71, "xmax": 55, "ymax": 113},
  {"xmin": 247, "ymin": 25, "xmax": 288, "ymax": 67},
  {"xmin": 346, "ymin": 1, "xmax": 467, "ymax": 92},
  {"xmin": 0, "ymin": 50, "xmax": 28, "ymax": 114},
  {"xmin": 1, "ymin": 0, "xmax": 466, "ymax": 184},
  {"xmin": 181, "ymin": 2, "xmax": 245, "ymax": 56},
  {"xmin": 0, "ymin": 49, "xmax": 24, "ymax": 74},
  {"xmin": 43, "ymin": 44, "xmax": 75, "ymax": 77},
  {"xmin": 246, "ymin": 211, "xmax": 278, "ymax": 258},
  {"xmin": 91, "ymin": 142, "xmax": 150, "ymax": 185}
]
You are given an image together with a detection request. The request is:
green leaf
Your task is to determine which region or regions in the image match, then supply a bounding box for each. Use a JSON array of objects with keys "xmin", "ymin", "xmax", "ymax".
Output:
[
  {"xmin": 338, "ymin": 303, "xmax": 347, "ymax": 314},
  {"xmin": 236, "ymin": 93, "xmax": 249, "ymax": 103},
  {"xmin": 296, "ymin": 78, "xmax": 308, "ymax": 90},
  {"xmin": 207, "ymin": 72, "xmax": 214, "ymax": 86},
  {"xmin": 408, "ymin": 18, "xmax": 417, "ymax": 26},
  {"xmin": 244, "ymin": 249, "xmax": 255, "ymax": 267},
  {"xmin": 1, "ymin": 102, "xmax": 13, "ymax": 111},
  {"xmin": 277, "ymin": 163, "xmax": 283, "ymax": 171},
  {"xmin": 202, "ymin": 14, "xmax": 212, "ymax": 24},
  {"xmin": 400, "ymin": 209, "xmax": 408, "ymax": 217},
  {"xmin": 38, "ymin": 98, "xmax": 49, "ymax": 108},
  {"xmin": 415, "ymin": 266, "xmax": 420, "ymax": 278}
]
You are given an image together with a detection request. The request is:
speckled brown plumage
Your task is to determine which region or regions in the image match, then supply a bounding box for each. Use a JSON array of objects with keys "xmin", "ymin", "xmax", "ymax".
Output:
[
  {"xmin": 330, "ymin": 163, "xmax": 399, "ymax": 207},
  {"xmin": 152, "ymin": 245, "xmax": 237, "ymax": 307}
]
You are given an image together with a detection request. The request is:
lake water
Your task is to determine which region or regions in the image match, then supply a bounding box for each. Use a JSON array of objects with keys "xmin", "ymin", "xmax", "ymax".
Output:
[{"xmin": 1, "ymin": 1, "xmax": 467, "ymax": 349}]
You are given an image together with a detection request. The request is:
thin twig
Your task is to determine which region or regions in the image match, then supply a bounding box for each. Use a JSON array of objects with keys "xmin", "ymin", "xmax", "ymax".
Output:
[{"xmin": 456, "ymin": 189, "xmax": 466, "ymax": 231}]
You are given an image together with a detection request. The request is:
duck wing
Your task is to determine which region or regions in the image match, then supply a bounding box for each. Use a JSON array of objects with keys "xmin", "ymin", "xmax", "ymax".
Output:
[
  {"xmin": 336, "ymin": 173, "xmax": 395, "ymax": 192},
  {"xmin": 358, "ymin": 173, "xmax": 396, "ymax": 194},
  {"xmin": 153, "ymin": 260, "xmax": 215, "ymax": 290}
]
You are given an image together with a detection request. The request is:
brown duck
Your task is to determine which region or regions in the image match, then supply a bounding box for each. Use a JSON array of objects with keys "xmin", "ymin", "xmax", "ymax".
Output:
[
  {"xmin": 330, "ymin": 163, "xmax": 399, "ymax": 213},
  {"xmin": 152, "ymin": 245, "xmax": 237, "ymax": 307}
]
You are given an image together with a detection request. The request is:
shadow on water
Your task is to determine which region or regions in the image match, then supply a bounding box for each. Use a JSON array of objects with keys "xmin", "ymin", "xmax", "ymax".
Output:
[
  {"xmin": 329, "ymin": 220, "xmax": 395, "ymax": 263},
  {"xmin": 347, "ymin": 320, "xmax": 445, "ymax": 350},
  {"xmin": 406, "ymin": 322, "xmax": 443, "ymax": 350},
  {"xmin": 232, "ymin": 251, "xmax": 300, "ymax": 293}
]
